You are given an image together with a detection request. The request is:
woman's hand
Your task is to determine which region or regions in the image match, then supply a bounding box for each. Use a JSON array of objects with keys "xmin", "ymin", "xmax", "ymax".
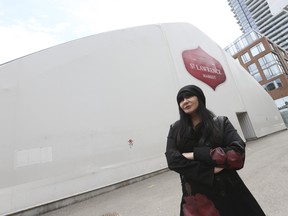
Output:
[
  {"xmin": 214, "ymin": 167, "xmax": 224, "ymax": 173},
  {"xmin": 182, "ymin": 152, "xmax": 194, "ymax": 160}
]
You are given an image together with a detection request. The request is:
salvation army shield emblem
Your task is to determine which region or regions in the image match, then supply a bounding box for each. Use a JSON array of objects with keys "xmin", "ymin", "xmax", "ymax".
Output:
[{"xmin": 182, "ymin": 47, "xmax": 226, "ymax": 90}]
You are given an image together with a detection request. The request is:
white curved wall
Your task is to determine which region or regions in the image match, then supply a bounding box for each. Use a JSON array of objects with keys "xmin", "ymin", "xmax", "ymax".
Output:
[{"xmin": 0, "ymin": 23, "xmax": 285, "ymax": 214}]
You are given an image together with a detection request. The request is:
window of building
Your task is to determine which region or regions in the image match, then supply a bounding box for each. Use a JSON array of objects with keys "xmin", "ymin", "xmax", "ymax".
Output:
[
  {"xmin": 247, "ymin": 63, "xmax": 262, "ymax": 81},
  {"xmin": 241, "ymin": 52, "xmax": 251, "ymax": 63},
  {"xmin": 275, "ymin": 96, "xmax": 288, "ymax": 109},
  {"xmin": 250, "ymin": 42, "xmax": 265, "ymax": 56},
  {"xmin": 262, "ymin": 78, "xmax": 282, "ymax": 92},
  {"xmin": 276, "ymin": 78, "xmax": 283, "ymax": 88},
  {"xmin": 266, "ymin": 82, "xmax": 276, "ymax": 91},
  {"xmin": 249, "ymin": 31, "xmax": 259, "ymax": 42},
  {"xmin": 258, "ymin": 53, "xmax": 284, "ymax": 80},
  {"xmin": 241, "ymin": 36, "xmax": 249, "ymax": 48}
]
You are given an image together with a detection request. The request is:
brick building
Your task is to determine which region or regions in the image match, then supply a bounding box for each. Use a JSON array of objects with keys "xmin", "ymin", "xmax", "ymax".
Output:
[
  {"xmin": 225, "ymin": 30, "xmax": 288, "ymax": 110},
  {"xmin": 225, "ymin": 31, "xmax": 288, "ymax": 127}
]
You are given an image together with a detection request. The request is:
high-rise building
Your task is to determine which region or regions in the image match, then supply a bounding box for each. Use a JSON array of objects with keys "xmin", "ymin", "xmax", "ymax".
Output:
[{"xmin": 227, "ymin": 0, "xmax": 288, "ymax": 51}]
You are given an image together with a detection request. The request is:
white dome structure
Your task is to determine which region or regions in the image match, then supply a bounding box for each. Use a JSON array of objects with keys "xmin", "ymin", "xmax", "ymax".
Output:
[{"xmin": 0, "ymin": 23, "xmax": 286, "ymax": 215}]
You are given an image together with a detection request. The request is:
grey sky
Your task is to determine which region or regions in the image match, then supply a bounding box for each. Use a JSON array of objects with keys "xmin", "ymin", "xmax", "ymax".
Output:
[{"xmin": 0, "ymin": 0, "xmax": 242, "ymax": 64}]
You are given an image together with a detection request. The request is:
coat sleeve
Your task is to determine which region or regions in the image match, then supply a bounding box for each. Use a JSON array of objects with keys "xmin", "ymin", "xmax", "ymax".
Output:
[
  {"xmin": 193, "ymin": 116, "xmax": 245, "ymax": 170},
  {"xmin": 165, "ymin": 122, "xmax": 214, "ymax": 185}
]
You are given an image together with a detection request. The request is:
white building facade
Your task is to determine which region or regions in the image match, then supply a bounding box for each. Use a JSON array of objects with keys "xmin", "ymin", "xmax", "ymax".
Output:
[{"xmin": 0, "ymin": 23, "xmax": 286, "ymax": 215}]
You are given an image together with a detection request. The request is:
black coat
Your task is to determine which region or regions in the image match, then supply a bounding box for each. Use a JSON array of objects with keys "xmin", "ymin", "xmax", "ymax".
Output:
[{"xmin": 165, "ymin": 116, "xmax": 266, "ymax": 216}]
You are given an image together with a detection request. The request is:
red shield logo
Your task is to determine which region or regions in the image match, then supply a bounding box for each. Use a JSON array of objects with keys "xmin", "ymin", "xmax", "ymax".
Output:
[{"xmin": 182, "ymin": 47, "xmax": 226, "ymax": 90}]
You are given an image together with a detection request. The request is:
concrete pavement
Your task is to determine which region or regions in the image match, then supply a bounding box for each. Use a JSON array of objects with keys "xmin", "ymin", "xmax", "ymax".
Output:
[{"xmin": 41, "ymin": 130, "xmax": 288, "ymax": 216}]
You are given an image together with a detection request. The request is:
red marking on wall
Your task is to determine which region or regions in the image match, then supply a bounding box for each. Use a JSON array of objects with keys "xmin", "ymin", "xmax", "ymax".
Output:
[{"xmin": 128, "ymin": 139, "xmax": 134, "ymax": 148}]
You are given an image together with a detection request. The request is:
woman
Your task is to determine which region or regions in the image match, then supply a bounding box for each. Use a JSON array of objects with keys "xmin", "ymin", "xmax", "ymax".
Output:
[{"xmin": 165, "ymin": 85, "xmax": 265, "ymax": 216}]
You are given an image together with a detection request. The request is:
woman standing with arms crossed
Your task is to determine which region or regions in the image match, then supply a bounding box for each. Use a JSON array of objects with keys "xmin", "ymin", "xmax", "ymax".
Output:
[{"xmin": 165, "ymin": 85, "xmax": 265, "ymax": 216}]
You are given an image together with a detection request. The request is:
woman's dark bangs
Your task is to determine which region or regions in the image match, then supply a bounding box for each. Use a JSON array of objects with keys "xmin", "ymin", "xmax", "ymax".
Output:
[{"xmin": 177, "ymin": 92, "xmax": 194, "ymax": 103}]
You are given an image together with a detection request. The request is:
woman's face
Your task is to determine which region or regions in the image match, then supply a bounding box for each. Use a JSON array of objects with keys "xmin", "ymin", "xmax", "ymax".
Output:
[{"xmin": 179, "ymin": 96, "xmax": 199, "ymax": 116}]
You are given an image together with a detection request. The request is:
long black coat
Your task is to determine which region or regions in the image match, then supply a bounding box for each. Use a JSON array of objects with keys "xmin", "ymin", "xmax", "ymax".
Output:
[{"xmin": 165, "ymin": 116, "xmax": 266, "ymax": 216}]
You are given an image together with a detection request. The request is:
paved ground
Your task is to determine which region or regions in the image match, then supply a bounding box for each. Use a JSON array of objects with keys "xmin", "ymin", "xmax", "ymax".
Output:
[{"xmin": 43, "ymin": 130, "xmax": 288, "ymax": 216}]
